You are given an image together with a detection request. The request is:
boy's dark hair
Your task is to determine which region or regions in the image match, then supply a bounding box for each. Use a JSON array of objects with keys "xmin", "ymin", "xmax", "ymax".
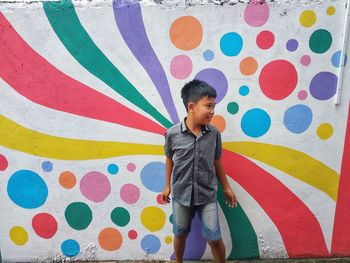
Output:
[{"xmin": 181, "ymin": 79, "xmax": 217, "ymax": 112}]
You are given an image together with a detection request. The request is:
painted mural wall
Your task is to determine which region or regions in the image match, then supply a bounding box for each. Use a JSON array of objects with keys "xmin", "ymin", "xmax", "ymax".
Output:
[{"xmin": 1, "ymin": 0, "xmax": 350, "ymax": 261}]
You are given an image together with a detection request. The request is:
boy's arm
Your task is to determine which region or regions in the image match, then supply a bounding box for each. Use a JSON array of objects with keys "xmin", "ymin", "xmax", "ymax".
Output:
[
  {"xmin": 214, "ymin": 158, "xmax": 237, "ymax": 207},
  {"xmin": 161, "ymin": 156, "xmax": 173, "ymax": 203}
]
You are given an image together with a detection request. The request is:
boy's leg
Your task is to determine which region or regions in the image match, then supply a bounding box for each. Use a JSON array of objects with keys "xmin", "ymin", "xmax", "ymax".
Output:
[
  {"xmin": 172, "ymin": 199, "xmax": 193, "ymax": 263},
  {"xmin": 198, "ymin": 201, "xmax": 225, "ymax": 263}
]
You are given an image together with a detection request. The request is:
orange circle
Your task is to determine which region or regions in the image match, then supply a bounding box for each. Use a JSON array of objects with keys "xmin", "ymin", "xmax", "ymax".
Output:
[
  {"xmin": 98, "ymin": 227, "xmax": 123, "ymax": 251},
  {"xmin": 59, "ymin": 171, "xmax": 76, "ymax": 189},
  {"xmin": 169, "ymin": 16, "xmax": 203, "ymax": 51},
  {"xmin": 240, "ymin": 57, "xmax": 258, "ymax": 76},
  {"xmin": 210, "ymin": 115, "xmax": 226, "ymax": 133}
]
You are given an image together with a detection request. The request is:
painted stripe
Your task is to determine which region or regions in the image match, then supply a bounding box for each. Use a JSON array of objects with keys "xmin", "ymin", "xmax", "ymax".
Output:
[
  {"xmin": 0, "ymin": 115, "xmax": 164, "ymax": 160},
  {"xmin": 222, "ymin": 149, "xmax": 329, "ymax": 257},
  {"xmin": 42, "ymin": 0, "xmax": 173, "ymax": 128},
  {"xmin": 113, "ymin": 0, "xmax": 179, "ymax": 124},
  {"xmin": 223, "ymin": 141, "xmax": 339, "ymax": 201},
  {"xmin": 0, "ymin": 13, "xmax": 165, "ymax": 135}
]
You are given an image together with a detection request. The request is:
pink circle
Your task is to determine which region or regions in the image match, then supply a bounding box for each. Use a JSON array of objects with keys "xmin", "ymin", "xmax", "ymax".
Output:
[
  {"xmin": 128, "ymin": 230, "xmax": 138, "ymax": 240},
  {"xmin": 0, "ymin": 154, "xmax": 8, "ymax": 171},
  {"xmin": 300, "ymin": 55, "xmax": 311, "ymax": 66},
  {"xmin": 127, "ymin": 163, "xmax": 136, "ymax": 172},
  {"xmin": 156, "ymin": 194, "xmax": 164, "ymax": 205},
  {"xmin": 120, "ymin": 184, "xmax": 140, "ymax": 204},
  {"xmin": 244, "ymin": 1, "xmax": 269, "ymax": 27},
  {"xmin": 298, "ymin": 90, "xmax": 308, "ymax": 100},
  {"xmin": 256, "ymin": 30, "xmax": 275, "ymax": 50},
  {"xmin": 170, "ymin": 55, "xmax": 193, "ymax": 79},
  {"xmin": 80, "ymin": 171, "xmax": 111, "ymax": 202}
]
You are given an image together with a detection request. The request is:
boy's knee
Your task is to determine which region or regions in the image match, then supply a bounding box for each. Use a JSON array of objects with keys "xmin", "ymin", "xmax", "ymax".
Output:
[{"xmin": 207, "ymin": 238, "xmax": 223, "ymax": 247}]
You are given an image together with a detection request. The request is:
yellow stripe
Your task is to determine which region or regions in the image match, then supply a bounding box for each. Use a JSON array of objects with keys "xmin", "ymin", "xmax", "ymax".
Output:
[
  {"xmin": 223, "ymin": 141, "xmax": 339, "ymax": 201},
  {"xmin": 0, "ymin": 115, "xmax": 164, "ymax": 160}
]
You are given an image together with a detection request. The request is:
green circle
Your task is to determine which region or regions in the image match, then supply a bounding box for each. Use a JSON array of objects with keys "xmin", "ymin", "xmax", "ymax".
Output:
[
  {"xmin": 65, "ymin": 202, "xmax": 92, "ymax": 230},
  {"xmin": 227, "ymin": 102, "xmax": 239, "ymax": 114},
  {"xmin": 111, "ymin": 207, "xmax": 130, "ymax": 227},
  {"xmin": 169, "ymin": 214, "xmax": 173, "ymax": 224},
  {"xmin": 309, "ymin": 29, "xmax": 332, "ymax": 54}
]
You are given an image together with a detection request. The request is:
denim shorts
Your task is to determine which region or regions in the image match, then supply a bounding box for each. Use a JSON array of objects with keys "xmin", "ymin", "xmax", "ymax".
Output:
[{"xmin": 172, "ymin": 199, "xmax": 221, "ymax": 241}]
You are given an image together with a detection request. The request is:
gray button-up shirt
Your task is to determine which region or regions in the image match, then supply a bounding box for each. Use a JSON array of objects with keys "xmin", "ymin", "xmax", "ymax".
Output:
[{"xmin": 164, "ymin": 117, "xmax": 222, "ymax": 207}]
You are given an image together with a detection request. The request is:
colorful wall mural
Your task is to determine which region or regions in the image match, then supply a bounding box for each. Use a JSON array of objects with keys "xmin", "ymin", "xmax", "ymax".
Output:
[{"xmin": 1, "ymin": 0, "xmax": 350, "ymax": 261}]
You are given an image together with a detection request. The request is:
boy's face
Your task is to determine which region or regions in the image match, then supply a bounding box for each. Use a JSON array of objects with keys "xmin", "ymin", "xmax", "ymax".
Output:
[{"xmin": 190, "ymin": 96, "xmax": 216, "ymax": 125}]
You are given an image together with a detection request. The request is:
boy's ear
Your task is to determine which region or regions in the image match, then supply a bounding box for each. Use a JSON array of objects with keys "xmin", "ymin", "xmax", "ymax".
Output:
[{"xmin": 188, "ymin": 101, "xmax": 195, "ymax": 112}]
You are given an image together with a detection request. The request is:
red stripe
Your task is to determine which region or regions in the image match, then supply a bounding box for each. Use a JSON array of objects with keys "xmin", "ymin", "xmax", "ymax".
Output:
[
  {"xmin": 0, "ymin": 13, "xmax": 165, "ymax": 135},
  {"xmin": 222, "ymin": 149, "xmax": 329, "ymax": 257},
  {"xmin": 331, "ymin": 101, "xmax": 350, "ymax": 255}
]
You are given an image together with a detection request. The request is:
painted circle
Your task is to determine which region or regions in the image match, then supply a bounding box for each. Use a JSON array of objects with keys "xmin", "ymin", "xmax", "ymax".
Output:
[
  {"xmin": 210, "ymin": 115, "xmax": 226, "ymax": 133},
  {"xmin": 41, "ymin": 161, "xmax": 53, "ymax": 172},
  {"xmin": 111, "ymin": 207, "xmax": 130, "ymax": 227},
  {"xmin": 244, "ymin": 1, "xmax": 269, "ymax": 27},
  {"xmin": 59, "ymin": 171, "xmax": 76, "ymax": 189},
  {"xmin": 127, "ymin": 162, "xmax": 136, "ymax": 172},
  {"xmin": 259, "ymin": 60, "xmax": 298, "ymax": 100},
  {"xmin": 9, "ymin": 226, "xmax": 28, "ymax": 246},
  {"xmin": 256, "ymin": 30, "xmax": 275, "ymax": 49},
  {"xmin": 299, "ymin": 10, "xmax": 316, "ymax": 27},
  {"xmin": 239, "ymin": 85, "xmax": 250, "ymax": 96},
  {"xmin": 120, "ymin": 183, "xmax": 140, "ymax": 204},
  {"xmin": 220, "ymin": 32, "xmax": 243, "ymax": 57},
  {"xmin": 156, "ymin": 193, "xmax": 165, "ymax": 205},
  {"xmin": 240, "ymin": 57, "xmax": 258, "ymax": 75},
  {"xmin": 317, "ymin": 123, "xmax": 334, "ymax": 140},
  {"xmin": 108, "ymin": 164, "xmax": 119, "ymax": 175},
  {"xmin": 203, "ymin": 49, "xmax": 214, "ymax": 61},
  {"xmin": 309, "ymin": 29, "xmax": 332, "ymax": 54},
  {"xmin": 61, "ymin": 239, "xmax": 80, "ymax": 257},
  {"xmin": 169, "ymin": 16, "xmax": 203, "ymax": 50},
  {"xmin": 141, "ymin": 234, "xmax": 161, "ymax": 254},
  {"xmin": 300, "ymin": 55, "xmax": 311, "ymax": 66},
  {"xmin": 32, "ymin": 213, "xmax": 58, "ymax": 239},
  {"xmin": 298, "ymin": 90, "xmax": 308, "ymax": 100},
  {"xmin": 283, "ymin": 104, "xmax": 313, "ymax": 134},
  {"xmin": 80, "ymin": 171, "xmax": 111, "ymax": 202},
  {"xmin": 128, "ymin": 230, "xmax": 138, "ymax": 240},
  {"xmin": 286, "ymin": 39, "xmax": 298, "ymax": 52},
  {"xmin": 241, "ymin": 108, "xmax": 271, "ymax": 138},
  {"xmin": 98, "ymin": 227, "xmax": 123, "ymax": 251},
  {"xmin": 194, "ymin": 68, "xmax": 228, "ymax": 103},
  {"xmin": 309, "ymin": 71, "xmax": 338, "ymax": 100},
  {"xmin": 140, "ymin": 162, "xmax": 165, "ymax": 192},
  {"xmin": 141, "ymin": 206, "xmax": 166, "ymax": 232},
  {"xmin": 65, "ymin": 202, "xmax": 92, "ymax": 230},
  {"xmin": 331, "ymin": 50, "xmax": 347, "ymax": 68},
  {"xmin": 227, "ymin": 102, "xmax": 239, "ymax": 115},
  {"xmin": 170, "ymin": 55, "xmax": 193, "ymax": 79},
  {"xmin": 327, "ymin": 6, "xmax": 336, "ymax": 16},
  {"xmin": 0, "ymin": 154, "xmax": 8, "ymax": 171},
  {"xmin": 165, "ymin": 236, "xmax": 173, "ymax": 244},
  {"xmin": 7, "ymin": 170, "xmax": 48, "ymax": 209}
]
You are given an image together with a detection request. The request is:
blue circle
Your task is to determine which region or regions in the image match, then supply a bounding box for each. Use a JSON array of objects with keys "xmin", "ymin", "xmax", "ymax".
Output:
[
  {"xmin": 61, "ymin": 239, "xmax": 80, "ymax": 257},
  {"xmin": 331, "ymin": 50, "xmax": 348, "ymax": 68},
  {"xmin": 283, "ymin": 104, "xmax": 313, "ymax": 134},
  {"xmin": 286, "ymin": 39, "xmax": 298, "ymax": 52},
  {"xmin": 203, "ymin": 49, "xmax": 214, "ymax": 61},
  {"xmin": 140, "ymin": 162, "xmax": 165, "ymax": 192},
  {"xmin": 41, "ymin": 161, "xmax": 53, "ymax": 172},
  {"xmin": 7, "ymin": 170, "xmax": 48, "ymax": 209},
  {"xmin": 241, "ymin": 108, "xmax": 271, "ymax": 138},
  {"xmin": 239, "ymin": 85, "xmax": 250, "ymax": 96},
  {"xmin": 220, "ymin": 32, "xmax": 243, "ymax": 57},
  {"xmin": 108, "ymin": 164, "xmax": 119, "ymax": 175},
  {"xmin": 141, "ymin": 234, "xmax": 161, "ymax": 254}
]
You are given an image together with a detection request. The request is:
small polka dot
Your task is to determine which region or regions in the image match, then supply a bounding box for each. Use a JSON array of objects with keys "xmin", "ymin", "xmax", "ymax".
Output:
[
  {"xmin": 327, "ymin": 6, "xmax": 336, "ymax": 16},
  {"xmin": 127, "ymin": 163, "xmax": 136, "ymax": 172},
  {"xmin": 298, "ymin": 90, "xmax": 308, "ymax": 100},
  {"xmin": 241, "ymin": 108, "xmax": 271, "ymax": 138},
  {"xmin": 32, "ymin": 213, "xmax": 58, "ymax": 239},
  {"xmin": 165, "ymin": 236, "xmax": 173, "ymax": 244},
  {"xmin": 256, "ymin": 30, "xmax": 275, "ymax": 50},
  {"xmin": 141, "ymin": 234, "xmax": 161, "ymax": 254},
  {"xmin": 227, "ymin": 102, "xmax": 239, "ymax": 115},
  {"xmin": 80, "ymin": 171, "xmax": 111, "ymax": 203},
  {"xmin": 108, "ymin": 164, "xmax": 119, "ymax": 175},
  {"xmin": 170, "ymin": 55, "xmax": 193, "ymax": 79},
  {"xmin": 240, "ymin": 57, "xmax": 258, "ymax": 75},
  {"xmin": 59, "ymin": 171, "xmax": 76, "ymax": 189},
  {"xmin": 300, "ymin": 55, "xmax": 311, "ymax": 66},
  {"xmin": 41, "ymin": 161, "xmax": 53, "ymax": 172},
  {"xmin": 111, "ymin": 207, "xmax": 130, "ymax": 227},
  {"xmin": 157, "ymin": 194, "xmax": 165, "ymax": 205},
  {"xmin": 220, "ymin": 32, "xmax": 243, "ymax": 57},
  {"xmin": 309, "ymin": 29, "xmax": 332, "ymax": 54},
  {"xmin": 284, "ymin": 104, "xmax": 313, "ymax": 134},
  {"xmin": 309, "ymin": 71, "xmax": 337, "ymax": 100},
  {"xmin": 169, "ymin": 214, "xmax": 174, "ymax": 224},
  {"xmin": 203, "ymin": 49, "xmax": 214, "ymax": 61},
  {"xmin": 128, "ymin": 230, "xmax": 138, "ymax": 240},
  {"xmin": 141, "ymin": 206, "xmax": 166, "ymax": 232},
  {"xmin": 98, "ymin": 227, "xmax": 123, "ymax": 251},
  {"xmin": 317, "ymin": 123, "xmax": 334, "ymax": 140},
  {"xmin": 0, "ymin": 154, "xmax": 8, "ymax": 171},
  {"xmin": 331, "ymin": 50, "xmax": 347, "ymax": 68},
  {"xmin": 300, "ymin": 10, "xmax": 316, "ymax": 28},
  {"xmin": 61, "ymin": 239, "xmax": 80, "ymax": 257},
  {"xmin": 286, "ymin": 39, "xmax": 298, "ymax": 52},
  {"xmin": 65, "ymin": 202, "xmax": 92, "ymax": 230},
  {"xmin": 9, "ymin": 226, "xmax": 28, "ymax": 246},
  {"xmin": 239, "ymin": 85, "xmax": 250, "ymax": 96},
  {"xmin": 120, "ymin": 183, "xmax": 140, "ymax": 204}
]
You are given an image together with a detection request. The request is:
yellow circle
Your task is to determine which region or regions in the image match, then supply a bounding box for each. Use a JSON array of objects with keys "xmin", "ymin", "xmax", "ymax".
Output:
[
  {"xmin": 327, "ymin": 6, "xmax": 336, "ymax": 16},
  {"xmin": 140, "ymin": 206, "xmax": 166, "ymax": 232},
  {"xmin": 299, "ymin": 10, "xmax": 317, "ymax": 27},
  {"xmin": 317, "ymin": 123, "xmax": 334, "ymax": 140},
  {"xmin": 9, "ymin": 226, "xmax": 28, "ymax": 246},
  {"xmin": 165, "ymin": 236, "xmax": 173, "ymax": 244}
]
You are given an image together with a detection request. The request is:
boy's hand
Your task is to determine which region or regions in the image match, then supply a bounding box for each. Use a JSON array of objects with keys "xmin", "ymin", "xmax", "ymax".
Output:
[
  {"xmin": 161, "ymin": 186, "xmax": 171, "ymax": 204},
  {"xmin": 223, "ymin": 187, "xmax": 237, "ymax": 208}
]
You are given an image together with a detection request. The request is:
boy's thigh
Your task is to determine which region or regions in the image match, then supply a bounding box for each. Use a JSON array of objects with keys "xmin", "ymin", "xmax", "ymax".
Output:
[
  {"xmin": 198, "ymin": 201, "xmax": 222, "ymax": 241},
  {"xmin": 172, "ymin": 199, "xmax": 195, "ymax": 236}
]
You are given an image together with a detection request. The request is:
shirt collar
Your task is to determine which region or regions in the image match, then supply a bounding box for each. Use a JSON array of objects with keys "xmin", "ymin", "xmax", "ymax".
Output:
[{"xmin": 181, "ymin": 117, "xmax": 211, "ymax": 135}]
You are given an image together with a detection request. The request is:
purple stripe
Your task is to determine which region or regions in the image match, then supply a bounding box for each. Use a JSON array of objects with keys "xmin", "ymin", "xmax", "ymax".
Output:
[{"xmin": 113, "ymin": 0, "xmax": 179, "ymax": 124}]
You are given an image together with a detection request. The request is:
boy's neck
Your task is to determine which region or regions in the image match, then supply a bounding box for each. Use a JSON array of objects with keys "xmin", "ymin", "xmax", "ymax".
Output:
[{"xmin": 185, "ymin": 115, "xmax": 202, "ymax": 135}]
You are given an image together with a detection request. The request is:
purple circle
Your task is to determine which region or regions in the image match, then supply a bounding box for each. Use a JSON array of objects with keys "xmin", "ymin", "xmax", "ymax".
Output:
[
  {"xmin": 194, "ymin": 68, "xmax": 228, "ymax": 103},
  {"xmin": 286, "ymin": 39, "xmax": 298, "ymax": 52},
  {"xmin": 309, "ymin": 71, "xmax": 338, "ymax": 100},
  {"xmin": 80, "ymin": 171, "xmax": 111, "ymax": 202}
]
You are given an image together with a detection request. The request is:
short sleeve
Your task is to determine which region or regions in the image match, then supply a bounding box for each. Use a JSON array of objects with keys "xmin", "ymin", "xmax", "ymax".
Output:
[
  {"xmin": 164, "ymin": 131, "xmax": 173, "ymax": 157},
  {"xmin": 215, "ymin": 131, "xmax": 222, "ymax": 160}
]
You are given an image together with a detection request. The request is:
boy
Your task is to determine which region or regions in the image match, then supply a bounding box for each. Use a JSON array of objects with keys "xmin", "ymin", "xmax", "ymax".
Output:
[{"xmin": 161, "ymin": 79, "xmax": 237, "ymax": 263}]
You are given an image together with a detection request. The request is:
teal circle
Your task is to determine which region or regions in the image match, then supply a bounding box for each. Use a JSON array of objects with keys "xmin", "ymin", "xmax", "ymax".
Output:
[
  {"xmin": 227, "ymin": 102, "xmax": 239, "ymax": 115},
  {"xmin": 111, "ymin": 207, "xmax": 130, "ymax": 227}
]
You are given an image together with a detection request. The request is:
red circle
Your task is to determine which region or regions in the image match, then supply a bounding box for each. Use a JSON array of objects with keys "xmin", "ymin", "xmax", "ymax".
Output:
[
  {"xmin": 128, "ymin": 230, "xmax": 138, "ymax": 240},
  {"xmin": 156, "ymin": 194, "xmax": 165, "ymax": 205},
  {"xmin": 0, "ymin": 154, "xmax": 8, "ymax": 171},
  {"xmin": 256, "ymin": 30, "xmax": 275, "ymax": 50},
  {"xmin": 32, "ymin": 213, "xmax": 58, "ymax": 239},
  {"xmin": 259, "ymin": 60, "xmax": 298, "ymax": 100}
]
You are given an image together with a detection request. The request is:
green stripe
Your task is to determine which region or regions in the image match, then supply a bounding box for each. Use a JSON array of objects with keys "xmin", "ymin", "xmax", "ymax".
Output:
[
  {"xmin": 218, "ymin": 185, "xmax": 260, "ymax": 259},
  {"xmin": 43, "ymin": 0, "xmax": 173, "ymax": 128}
]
